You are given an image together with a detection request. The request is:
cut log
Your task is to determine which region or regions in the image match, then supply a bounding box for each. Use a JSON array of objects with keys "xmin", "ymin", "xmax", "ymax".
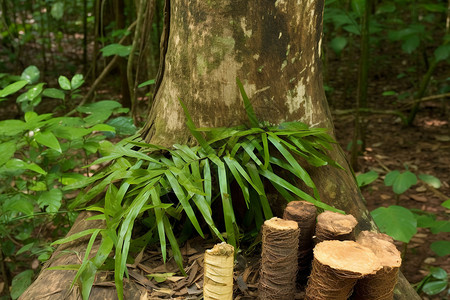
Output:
[
  {"xmin": 305, "ymin": 240, "xmax": 381, "ymax": 300},
  {"xmin": 19, "ymin": 211, "xmax": 142, "ymax": 300},
  {"xmin": 283, "ymin": 200, "xmax": 317, "ymax": 285},
  {"xmin": 203, "ymin": 242, "xmax": 235, "ymax": 300},
  {"xmin": 352, "ymin": 231, "xmax": 402, "ymax": 300},
  {"xmin": 315, "ymin": 211, "xmax": 357, "ymax": 244},
  {"xmin": 259, "ymin": 217, "xmax": 300, "ymax": 300}
]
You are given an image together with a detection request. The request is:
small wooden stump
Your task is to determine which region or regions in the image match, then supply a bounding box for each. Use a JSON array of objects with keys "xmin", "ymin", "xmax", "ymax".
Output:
[
  {"xmin": 315, "ymin": 211, "xmax": 357, "ymax": 244},
  {"xmin": 353, "ymin": 231, "xmax": 402, "ymax": 300},
  {"xmin": 259, "ymin": 217, "xmax": 300, "ymax": 300},
  {"xmin": 305, "ymin": 240, "xmax": 381, "ymax": 300},
  {"xmin": 283, "ymin": 200, "xmax": 317, "ymax": 284},
  {"xmin": 203, "ymin": 242, "xmax": 235, "ymax": 300}
]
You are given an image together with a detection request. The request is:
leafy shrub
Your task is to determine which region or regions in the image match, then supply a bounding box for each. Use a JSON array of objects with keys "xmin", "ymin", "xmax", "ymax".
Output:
[{"xmin": 0, "ymin": 66, "xmax": 136, "ymax": 299}]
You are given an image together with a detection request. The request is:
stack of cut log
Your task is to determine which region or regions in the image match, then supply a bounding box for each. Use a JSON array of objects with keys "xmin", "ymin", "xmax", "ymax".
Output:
[{"xmin": 203, "ymin": 200, "xmax": 402, "ymax": 300}]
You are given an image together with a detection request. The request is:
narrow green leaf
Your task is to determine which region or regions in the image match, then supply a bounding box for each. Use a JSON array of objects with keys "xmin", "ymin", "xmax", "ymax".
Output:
[
  {"xmin": 163, "ymin": 216, "xmax": 186, "ymax": 275},
  {"xmin": 178, "ymin": 98, "xmax": 215, "ymax": 156},
  {"xmin": 246, "ymin": 163, "xmax": 272, "ymax": 219},
  {"xmin": 52, "ymin": 229, "xmax": 99, "ymax": 245},
  {"xmin": 203, "ymin": 159, "xmax": 212, "ymax": 205},
  {"xmin": 150, "ymin": 187, "xmax": 167, "ymax": 262},
  {"xmin": 165, "ymin": 170, "xmax": 204, "ymax": 237},
  {"xmin": 261, "ymin": 133, "xmax": 269, "ymax": 169},
  {"xmin": 216, "ymin": 160, "xmax": 236, "ymax": 247},
  {"xmin": 224, "ymin": 156, "xmax": 250, "ymax": 206},
  {"xmin": 138, "ymin": 79, "xmax": 156, "ymax": 88},
  {"xmin": 236, "ymin": 77, "xmax": 259, "ymax": 128}
]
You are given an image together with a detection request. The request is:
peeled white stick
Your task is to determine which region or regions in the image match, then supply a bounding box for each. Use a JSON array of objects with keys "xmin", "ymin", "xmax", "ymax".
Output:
[{"xmin": 203, "ymin": 242, "xmax": 235, "ymax": 300}]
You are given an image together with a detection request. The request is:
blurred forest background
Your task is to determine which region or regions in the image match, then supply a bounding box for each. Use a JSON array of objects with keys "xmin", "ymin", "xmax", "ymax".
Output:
[{"xmin": 0, "ymin": 0, "xmax": 449, "ymax": 299}]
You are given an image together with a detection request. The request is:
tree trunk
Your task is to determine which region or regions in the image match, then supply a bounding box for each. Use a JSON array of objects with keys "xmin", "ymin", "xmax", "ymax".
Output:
[{"xmin": 21, "ymin": 0, "xmax": 420, "ymax": 299}]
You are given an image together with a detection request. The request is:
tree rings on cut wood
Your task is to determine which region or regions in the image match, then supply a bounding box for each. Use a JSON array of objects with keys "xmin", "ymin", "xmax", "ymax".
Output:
[
  {"xmin": 283, "ymin": 200, "xmax": 317, "ymax": 284},
  {"xmin": 315, "ymin": 211, "xmax": 357, "ymax": 244},
  {"xmin": 352, "ymin": 231, "xmax": 402, "ymax": 300},
  {"xmin": 203, "ymin": 242, "xmax": 235, "ymax": 300},
  {"xmin": 305, "ymin": 240, "xmax": 381, "ymax": 300},
  {"xmin": 259, "ymin": 217, "xmax": 300, "ymax": 300}
]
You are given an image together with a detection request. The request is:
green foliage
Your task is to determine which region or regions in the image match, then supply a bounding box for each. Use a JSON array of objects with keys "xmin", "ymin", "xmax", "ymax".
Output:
[
  {"xmin": 356, "ymin": 170, "xmax": 378, "ymax": 187},
  {"xmin": 384, "ymin": 170, "xmax": 417, "ymax": 195},
  {"xmin": 57, "ymin": 84, "xmax": 343, "ymax": 300},
  {"xmin": 0, "ymin": 67, "xmax": 136, "ymax": 299},
  {"xmin": 371, "ymin": 205, "xmax": 417, "ymax": 243},
  {"xmin": 416, "ymin": 267, "xmax": 449, "ymax": 296}
]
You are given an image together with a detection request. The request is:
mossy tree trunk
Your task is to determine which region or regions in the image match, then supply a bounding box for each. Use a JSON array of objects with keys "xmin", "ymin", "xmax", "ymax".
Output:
[{"xmin": 21, "ymin": 0, "xmax": 420, "ymax": 299}]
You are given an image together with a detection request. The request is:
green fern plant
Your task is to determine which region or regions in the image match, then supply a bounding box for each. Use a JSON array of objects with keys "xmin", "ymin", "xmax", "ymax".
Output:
[{"xmin": 53, "ymin": 78, "xmax": 344, "ymax": 300}]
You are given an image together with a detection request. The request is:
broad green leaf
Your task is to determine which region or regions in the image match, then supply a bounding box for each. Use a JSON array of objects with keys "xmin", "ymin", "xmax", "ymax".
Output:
[
  {"xmin": 434, "ymin": 44, "xmax": 450, "ymax": 62},
  {"xmin": 58, "ymin": 76, "xmax": 71, "ymax": 90},
  {"xmin": 421, "ymin": 3, "xmax": 447, "ymax": 13},
  {"xmin": 402, "ymin": 35, "xmax": 420, "ymax": 54},
  {"xmin": 384, "ymin": 170, "xmax": 399, "ymax": 186},
  {"xmin": 71, "ymin": 74, "xmax": 84, "ymax": 89},
  {"xmin": 371, "ymin": 205, "xmax": 417, "ymax": 243},
  {"xmin": 2, "ymin": 194, "xmax": 34, "ymax": 216},
  {"xmin": 0, "ymin": 141, "xmax": 16, "ymax": 167},
  {"xmin": 21, "ymin": 65, "xmax": 40, "ymax": 84},
  {"xmin": 442, "ymin": 199, "xmax": 450, "ymax": 209},
  {"xmin": 107, "ymin": 117, "xmax": 137, "ymax": 135},
  {"xmin": 356, "ymin": 170, "xmax": 379, "ymax": 187},
  {"xmin": 38, "ymin": 189, "xmax": 62, "ymax": 213},
  {"xmin": 418, "ymin": 174, "xmax": 441, "ymax": 189},
  {"xmin": 376, "ymin": 3, "xmax": 396, "ymax": 14},
  {"xmin": 10, "ymin": 270, "xmax": 33, "ymax": 299},
  {"xmin": 26, "ymin": 82, "xmax": 45, "ymax": 100},
  {"xmin": 430, "ymin": 267, "xmax": 448, "ymax": 280},
  {"xmin": 51, "ymin": 2, "xmax": 64, "ymax": 19},
  {"xmin": 100, "ymin": 44, "xmax": 132, "ymax": 57},
  {"xmin": 43, "ymin": 88, "xmax": 65, "ymax": 100},
  {"xmin": 351, "ymin": 0, "xmax": 365, "ymax": 17},
  {"xmin": 430, "ymin": 241, "xmax": 450, "ymax": 256},
  {"xmin": 423, "ymin": 281, "xmax": 448, "ymax": 295},
  {"xmin": 330, "ymin": 36, "xmax": 348, "ymax": 55},
  {"xmin": 385, "ymin": 170, "xmax": 417, "ymax": 194},
  {"xmin": 430, "ymin": 220, "xmax": 450, "ymax": 234},
  {"xmin": 138, "ymin": 79, "xmax": 156, "ymax": 88},
  {"xmin": 5, "ymin": 159, "xmax": 47, "ymax": 175},
  {"xmin": 77, "ymin": 100, "xmax": 122, "ymax": 114},
  {"xmin": 0, "ymin": 80, "xmax": 28, "ymax": 97},
  {"xmin": 35, "ymin": 130, "xmax": 62, "ymax": 153}
]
